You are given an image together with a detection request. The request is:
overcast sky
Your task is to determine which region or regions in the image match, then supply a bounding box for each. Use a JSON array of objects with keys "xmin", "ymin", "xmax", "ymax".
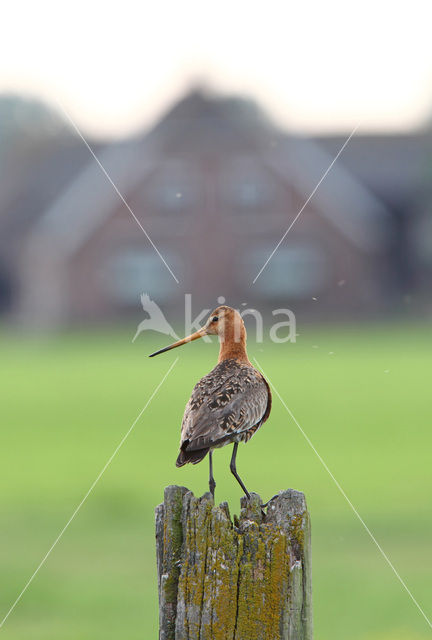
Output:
[{"xmin": 1, "ymin": 0, "xmax": 432, "ymax": 139}]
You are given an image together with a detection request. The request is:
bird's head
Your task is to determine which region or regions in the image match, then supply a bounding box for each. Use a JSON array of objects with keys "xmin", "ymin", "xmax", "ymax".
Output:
[
  {"xmin": 204, "ymin": 306, "xmax": 245, "ymax": 339},
  {"xmin": 148, "ymin": 305, "xmax": 245, "ymax": 357}
]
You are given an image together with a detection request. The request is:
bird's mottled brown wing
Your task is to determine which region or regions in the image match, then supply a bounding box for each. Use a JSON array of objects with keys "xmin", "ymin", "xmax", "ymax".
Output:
[{"xmin": 179, "ymin": 359, "xmax": 270, "ymax": 452}]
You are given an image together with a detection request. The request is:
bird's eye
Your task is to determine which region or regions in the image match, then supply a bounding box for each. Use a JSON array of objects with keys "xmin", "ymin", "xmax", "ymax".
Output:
[{"xmin": 212, "ymin": 316, "xmax": 218, "ymax": 322}]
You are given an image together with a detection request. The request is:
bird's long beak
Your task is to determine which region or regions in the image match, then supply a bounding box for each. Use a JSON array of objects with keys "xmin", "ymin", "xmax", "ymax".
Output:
[{"xmin": 149, "ymin": 327, "xmax": 207, "ymax": 357}]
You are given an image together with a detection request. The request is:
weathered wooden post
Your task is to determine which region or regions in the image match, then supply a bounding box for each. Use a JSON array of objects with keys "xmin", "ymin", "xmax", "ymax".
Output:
[{"xmin": 155, "ymin": 486, "xmax": 312, "ymax": 640}]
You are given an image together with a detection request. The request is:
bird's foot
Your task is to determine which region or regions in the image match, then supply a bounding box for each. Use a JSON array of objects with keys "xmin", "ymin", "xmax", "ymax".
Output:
[
  {"xmin": 260, "ymin": 493, "xmax": 279, "ymax": 509},
  {"xmin": 240, "ymin": 492, "xmax": 267, "ymax": 519}
]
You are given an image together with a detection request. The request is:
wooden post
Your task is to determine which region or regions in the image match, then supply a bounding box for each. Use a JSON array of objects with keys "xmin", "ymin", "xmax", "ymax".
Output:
[{"xmin": 155, "ymin": 486, "xmax": 312, "ymax": 640}]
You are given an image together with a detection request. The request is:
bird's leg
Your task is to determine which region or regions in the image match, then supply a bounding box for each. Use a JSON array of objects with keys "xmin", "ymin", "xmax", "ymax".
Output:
[
  {"xmin": 230, "ymin": 443, "xmax": 250, "ymax": 499},
  {"xmin": 208, "ymin": 450, "xmax": 216, "ymax": 498}
]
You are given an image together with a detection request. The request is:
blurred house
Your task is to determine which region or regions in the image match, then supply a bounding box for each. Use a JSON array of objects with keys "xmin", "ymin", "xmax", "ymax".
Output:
[{"xmin": 1, "ymin": 89, "xmax": 430, "ymax": 328}]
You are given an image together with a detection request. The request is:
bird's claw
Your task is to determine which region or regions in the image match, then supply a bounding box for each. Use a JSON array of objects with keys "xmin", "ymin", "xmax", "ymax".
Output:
[{"xmin": 260, "ymin": 493, "xmax": 279, "ymax": 510}]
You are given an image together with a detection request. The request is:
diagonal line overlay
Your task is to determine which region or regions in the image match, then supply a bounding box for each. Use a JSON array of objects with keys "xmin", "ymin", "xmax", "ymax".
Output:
[
  {"xmin": 57, "ymin": 100, "xmax": 179, "ymax": 284},
  {"xmin": 0, "ymin": 358, "xmax": 179, "ymax": 630},
  {"xmin": 252, "ymin": 124, "xmax": 359, "ymax": 284},
  {"xmin": 253, "ymin": 357, "xmax": 432, "ymax": 630}
]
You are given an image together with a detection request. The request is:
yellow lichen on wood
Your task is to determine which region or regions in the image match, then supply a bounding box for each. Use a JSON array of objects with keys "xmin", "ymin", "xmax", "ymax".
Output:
[
  {"xmin": 234, "ymin": 523, "xmax": 291, "ymax": 640},
  {"xmin": 176, "ymin": 494, "xmax": 213, "ymax": 639},
  {"xmin": 156, "ymin": 487, "xmax": 312, "ymax": 640},
  {"xmin": 201, "ymin": 506, "xmax": 239, "ymax": 639}
]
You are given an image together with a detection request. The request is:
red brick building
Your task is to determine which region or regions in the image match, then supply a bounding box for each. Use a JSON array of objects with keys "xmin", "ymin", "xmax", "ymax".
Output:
[{"xmin": 19, "ymin": 90, "xmax": 395, "ymax": 327}]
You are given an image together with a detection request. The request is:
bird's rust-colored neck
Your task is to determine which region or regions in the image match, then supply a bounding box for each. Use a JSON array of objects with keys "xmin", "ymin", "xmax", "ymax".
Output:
[{"xmin": 218, "ymin": 322, "xmax": 251, "ymax": 364}]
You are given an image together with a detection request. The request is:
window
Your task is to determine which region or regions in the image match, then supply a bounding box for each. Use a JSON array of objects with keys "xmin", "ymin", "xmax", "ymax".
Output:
[
  {"xmin": 241, "ymin": 243, "xmax": 330, "ymax": 299},
  {"xmin": 103, "ymin": 248, "xmax": 180, "ymax": 305},
  {"xmin": 223, "ymin": 158, "xmax": 277, "ymax": 210}
]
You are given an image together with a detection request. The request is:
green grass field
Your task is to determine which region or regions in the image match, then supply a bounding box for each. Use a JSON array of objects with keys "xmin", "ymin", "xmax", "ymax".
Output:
[{"xmin": 1, "ymin": 323, "xmax": 431, "ymax": 639}]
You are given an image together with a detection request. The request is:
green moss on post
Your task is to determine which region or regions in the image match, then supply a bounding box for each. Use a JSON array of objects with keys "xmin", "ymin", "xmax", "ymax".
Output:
[
  {"xmin": 156, "ymin": 485, "xmax": 189, "ymax": 640},
  {"xmin": 155, "ymin": 487, "xmax": 312, "ymax": 640}
]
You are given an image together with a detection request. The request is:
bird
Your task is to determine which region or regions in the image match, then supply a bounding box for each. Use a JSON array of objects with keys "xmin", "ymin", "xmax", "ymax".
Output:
[{"xmin": 149, "ymin": 305, "xmax": 272, "ymax": 500}]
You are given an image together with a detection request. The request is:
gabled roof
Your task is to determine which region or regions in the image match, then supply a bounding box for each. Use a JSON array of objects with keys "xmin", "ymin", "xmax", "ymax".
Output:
[
  {"xmin": 315, "ymin": 132, "xmax": 432, "ymax": 207},
  {"xmin": 32, "ymin": 137, "xmax": 158, "ymax": 257},
  {"xmin": 265, "ymin": 135, "xmax": 393, "ymax": 251},
  {"xmin": 29, "ymin": 89, "xmax": 393, "ymax": 259},
  {"xmin": 148, "ymin": 87, "xmax": 276, "ymax": 153}
]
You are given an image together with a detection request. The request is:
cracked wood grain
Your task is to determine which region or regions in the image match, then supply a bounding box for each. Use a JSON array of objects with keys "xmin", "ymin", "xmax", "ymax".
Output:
[{"xmin": 155, "ymin": 486, "xmax": 312, "ymax": 640}]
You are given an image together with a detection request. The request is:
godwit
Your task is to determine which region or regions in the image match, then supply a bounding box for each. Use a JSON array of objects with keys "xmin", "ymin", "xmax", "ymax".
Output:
[{"xmin": 149, "ymin": 305, "xmax": 272, "ymax": 500}]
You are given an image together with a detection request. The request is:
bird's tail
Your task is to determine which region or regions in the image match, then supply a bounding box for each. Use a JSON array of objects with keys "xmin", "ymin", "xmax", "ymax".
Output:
[{"xmin": 176, "ymin": 447, "xmax": 209, "ymax": 467}]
